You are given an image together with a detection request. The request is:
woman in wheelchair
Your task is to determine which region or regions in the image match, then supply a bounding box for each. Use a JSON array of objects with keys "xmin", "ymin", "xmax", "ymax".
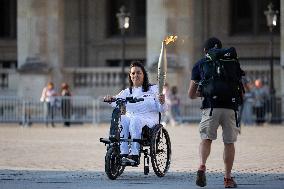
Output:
[{"xmin": 104, "ymin": 61, "xmax": 167, "ymax": 165}]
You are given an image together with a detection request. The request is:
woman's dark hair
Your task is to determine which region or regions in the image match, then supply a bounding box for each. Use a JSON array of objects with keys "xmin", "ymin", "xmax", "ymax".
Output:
[{"xmin": 128, "ymin": 60, "xmax": 150, "ymax": 93}]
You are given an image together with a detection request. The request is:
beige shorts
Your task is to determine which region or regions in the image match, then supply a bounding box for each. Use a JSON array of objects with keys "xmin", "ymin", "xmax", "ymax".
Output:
[{"xmin": 199, "ymin": 108, "xmax": 240, "ymax": 143}]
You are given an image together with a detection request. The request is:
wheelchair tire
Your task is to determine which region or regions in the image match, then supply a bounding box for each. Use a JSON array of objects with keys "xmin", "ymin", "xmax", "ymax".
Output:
[
  {"xmin": 105, "ymin": 146, "xmax": 124, "ymax": 180},
  {"xmin": 150, "ymin": 125, "xmax": 171, "ymax": 177}
]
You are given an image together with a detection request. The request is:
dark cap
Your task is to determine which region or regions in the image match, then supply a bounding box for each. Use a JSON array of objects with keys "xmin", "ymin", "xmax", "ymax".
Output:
[{"xmin": 204, "ymin": 37, "xmax": 222, "ymax": 50}]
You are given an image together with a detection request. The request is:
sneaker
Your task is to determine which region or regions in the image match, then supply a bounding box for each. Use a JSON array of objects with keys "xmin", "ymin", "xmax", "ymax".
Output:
[
  {"xmin": 224, "ymin": 177, "xmax": 237, "ymax": 188},
  {"xmin": 196, "ymin": 170, "xmax": 206, "ymax": 187}
]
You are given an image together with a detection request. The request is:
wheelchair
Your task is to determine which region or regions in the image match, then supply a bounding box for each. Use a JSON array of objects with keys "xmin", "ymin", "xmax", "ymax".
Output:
[{"xmin": 100, "ymin": 97, "xmax": 171, "ymax": 180}]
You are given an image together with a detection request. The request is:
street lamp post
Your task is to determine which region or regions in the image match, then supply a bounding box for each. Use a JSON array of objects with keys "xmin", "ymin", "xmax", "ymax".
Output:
[
  {"xmin": 116, "ymin": 6, "xmax": 130, "ymax": 89},
  {"xmin": 264, "ymin": 2, "xmax": 279, "ymax": 123},
  {"xmin": 264, "ymin": 2, "xmax": 278, "ymax": 95}
]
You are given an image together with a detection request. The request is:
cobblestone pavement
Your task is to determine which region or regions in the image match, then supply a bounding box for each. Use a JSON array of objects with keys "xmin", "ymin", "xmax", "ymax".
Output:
[{"xmin": 0, "ymin": 123, "xmax": 284, "ymax": 189}]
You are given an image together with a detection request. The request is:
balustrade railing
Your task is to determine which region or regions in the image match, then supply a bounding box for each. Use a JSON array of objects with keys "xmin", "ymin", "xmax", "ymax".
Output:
[
  {"xmin": 64, "ymin": 67, "xmax": 124, "ymax": 87},
  {"xmin": 0, "ymin": 95, "xmax": 283, "ymax": 125}
]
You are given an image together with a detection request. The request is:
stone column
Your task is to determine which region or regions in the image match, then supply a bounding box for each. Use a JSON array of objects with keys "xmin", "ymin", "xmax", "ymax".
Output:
[
  {"xmin": 17, "ymin": 0, "xmax": 64, "ymax": 99},
  {"xmin": 147, "ymin": 0, "xmax": 204, "ymax": 98},
  {"xmin": 146, "ymin": 0, "xmax": 167, "ymax": 68},
  {"xmin": 281, "ymin": 0, "xmax": 284, "ymax": 96}
]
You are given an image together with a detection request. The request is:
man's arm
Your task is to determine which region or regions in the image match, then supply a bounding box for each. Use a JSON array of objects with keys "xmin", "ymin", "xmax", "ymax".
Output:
[
  {"xmin": 189, "ymin": 59, "xmax": 203, "ymax": 99},
  {"xmin": 188, "ymin": 80, "xmax": 200, "ymax": 99}
]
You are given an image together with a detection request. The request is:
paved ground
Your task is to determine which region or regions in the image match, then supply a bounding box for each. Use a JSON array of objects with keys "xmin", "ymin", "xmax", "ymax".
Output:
[{"xmin": 0, "ymin": 123, "xmax": 284, "ymax": 189}]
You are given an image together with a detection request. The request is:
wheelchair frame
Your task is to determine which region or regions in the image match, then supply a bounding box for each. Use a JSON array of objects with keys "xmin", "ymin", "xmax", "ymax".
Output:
[{"xmin": 100, "ymin": 97, "xmax": 172, "ymax": 180}]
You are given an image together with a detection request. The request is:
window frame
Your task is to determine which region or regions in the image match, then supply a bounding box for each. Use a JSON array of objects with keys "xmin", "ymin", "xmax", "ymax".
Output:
[
  {"xmin": 230, "ymin": 0, "xmax": 280, "ymax": 36},
  {"xmin": 0, "ymin": 0, "xmax": 17, "ymax": 39}
]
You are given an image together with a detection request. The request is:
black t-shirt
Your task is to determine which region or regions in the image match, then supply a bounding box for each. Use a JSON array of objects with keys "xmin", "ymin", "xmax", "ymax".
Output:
[
  {"xmin": 191, "ymin": 58, "xmax": 205, "ymax": 81},
  {"xmin": 191, "ymin": 58, "xmax": 235, "ymax": 110}
]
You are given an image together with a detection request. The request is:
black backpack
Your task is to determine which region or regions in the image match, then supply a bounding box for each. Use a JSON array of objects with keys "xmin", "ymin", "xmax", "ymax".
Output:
[{"xmin": 199, "ymin": 47, "xmax": 245, "ymax": 112}]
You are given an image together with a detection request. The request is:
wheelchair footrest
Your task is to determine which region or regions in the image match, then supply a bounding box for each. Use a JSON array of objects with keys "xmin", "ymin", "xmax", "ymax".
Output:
[
  {"xmin": 121, "ymin": 157, "xmax": 139, "ymax": 167},
  {"xmin": 99, "ymin": 138, "xmax": 111, "ymax": 144}
]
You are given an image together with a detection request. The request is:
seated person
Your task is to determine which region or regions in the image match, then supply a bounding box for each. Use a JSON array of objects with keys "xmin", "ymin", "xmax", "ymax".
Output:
[{"xmin": 104, "ymin": 61, "xmax": 167, "ymax": 164}]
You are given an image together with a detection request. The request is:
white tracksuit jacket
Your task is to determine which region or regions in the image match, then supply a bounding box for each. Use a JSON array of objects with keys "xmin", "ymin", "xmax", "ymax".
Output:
[{"xmin": 112, "ymin": 84, "xmax": 167, "ymax": 155}]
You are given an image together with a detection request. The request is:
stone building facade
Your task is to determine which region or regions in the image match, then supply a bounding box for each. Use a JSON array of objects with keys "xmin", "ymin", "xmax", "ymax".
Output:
[{"xmin": 0, "ymin": 0, "xmax": 283, "ymax": 99}]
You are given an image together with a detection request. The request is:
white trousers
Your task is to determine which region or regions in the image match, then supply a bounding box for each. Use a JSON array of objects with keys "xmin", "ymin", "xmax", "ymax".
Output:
[{"xmin": 120, "ymin": 114, "xmax": 158, "ymax": 155}]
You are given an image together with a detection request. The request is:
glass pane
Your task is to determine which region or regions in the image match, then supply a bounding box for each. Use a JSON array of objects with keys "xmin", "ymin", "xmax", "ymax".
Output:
[
  {"xmin": 0, "ymin": 0, "xmax": 16, "ymax": 38},
  {"xmin": 231, "ymin": 0, "xmax": 253, "ymax": 34},
  {"xmin": 134, "ymin": 0, "xmax": 146, "ymax": 36}
]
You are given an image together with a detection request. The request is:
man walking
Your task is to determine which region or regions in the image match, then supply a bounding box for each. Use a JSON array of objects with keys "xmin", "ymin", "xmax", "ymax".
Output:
[{"xmin": 188, "ymin": 37, "xmax": 244, "ymax": 188}]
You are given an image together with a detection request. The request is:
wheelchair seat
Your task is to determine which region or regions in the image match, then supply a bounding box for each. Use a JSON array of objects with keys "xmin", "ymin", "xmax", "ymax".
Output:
[
  {"xmin": 141, "ymin": 123, "xmax": 163, "ymax": 146},
  {"xmin": 137, "ymin": 112, "xmax": 163, "ymax": 146},
  {"xmin": 141, "ymin": 126, "xmax": 152, "ymax": 146}
]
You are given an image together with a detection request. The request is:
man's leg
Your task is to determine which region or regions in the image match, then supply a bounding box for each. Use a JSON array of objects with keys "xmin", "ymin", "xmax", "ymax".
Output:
[
  {"xmin": 223, "ymin": 143, "xmax": 238, "ymax": 188},
  {"xmin": 221, "ymin": 108, "xmax": 238, "ymax": 188},
  {"xmin": 196, "ymin": 139, "xmax": 212, "ymax": 187},
  {"xmin": 197, "ymin": 108, "xmax": 220, "ymax": 187},
  {"xmin": 223, "ymin": 143, "xmax": 235, "ymax": 178},
  {"xmin": 199, "ymin": 139, "xmax": 212, "ymax": 167}
]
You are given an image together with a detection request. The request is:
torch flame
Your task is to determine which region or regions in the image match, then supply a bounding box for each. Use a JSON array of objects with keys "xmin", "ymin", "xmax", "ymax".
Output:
[{"xmin": 164, "ymin": 35, "xmax": 178, "ymax": 45}]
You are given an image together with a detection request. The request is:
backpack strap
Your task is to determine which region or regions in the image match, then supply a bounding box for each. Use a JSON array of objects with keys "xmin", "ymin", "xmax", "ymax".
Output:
[
  {"xmin": 209, "ymin": 107, "xmax": 213, "ymax": 116},
  {"xmin": 231, "ymin": 100, "xmax": 240, "ymax": 128},
  {"xmin": 208, "ymin": 97, "xmax": 213, "ymax": 116},
  {"xmin": 234, "ymin": 110, "xmax": 240, "ymax": 128}
]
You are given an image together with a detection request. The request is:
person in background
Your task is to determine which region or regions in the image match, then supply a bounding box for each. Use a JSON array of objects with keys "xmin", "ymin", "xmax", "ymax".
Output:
[
  {"xmin": 170, "ymin": 86, "xmax": 181, "ymax": 124},
  {"xmin": 251, "ymin": 79, "xmax": 269, "ymax": 125},
  {"xmin": 40, "ymin": 82, "xmax": 57, "ymax": 127},
  {"xmin": 162, "ymin": 83, "xmax": 176, "ymax": 126},
  {"xmin": 61, "ymin": 83, "xmax": 72, "ymax": 127},
  {"xmin": 241, "ymin": 78, "xmax": 254, "ymax": 126}
]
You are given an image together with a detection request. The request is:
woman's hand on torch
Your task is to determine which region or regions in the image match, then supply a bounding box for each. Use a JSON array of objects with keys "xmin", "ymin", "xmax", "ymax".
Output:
[{"xmin": 158, "ymin": 94, "xmax": 165, "ymax": 105}]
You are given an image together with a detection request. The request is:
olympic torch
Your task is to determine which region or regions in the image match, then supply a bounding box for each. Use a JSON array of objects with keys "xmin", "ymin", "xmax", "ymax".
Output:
[
  {"xmin": 157, "ymin": 36, "xmax": 178, "ymax": 94},
  {"xmin": 157, "ymin": 41, "xmax": 167, "ymax": 94}
]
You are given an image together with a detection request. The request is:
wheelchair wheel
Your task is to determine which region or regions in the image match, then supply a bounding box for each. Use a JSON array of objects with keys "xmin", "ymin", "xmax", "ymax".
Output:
[
  {"xmin": 150, "ymin": 125, "xmax": 171, "ymax": 177},
  {"xmin": 105, "ymin": 146, "xmax": 125, "ymax": 180}
]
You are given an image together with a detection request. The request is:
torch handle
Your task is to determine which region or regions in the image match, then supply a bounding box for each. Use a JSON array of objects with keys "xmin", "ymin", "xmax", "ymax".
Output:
[{"xmin": 157, "ymin": 41, "xmax": 167, "ymax": 95}]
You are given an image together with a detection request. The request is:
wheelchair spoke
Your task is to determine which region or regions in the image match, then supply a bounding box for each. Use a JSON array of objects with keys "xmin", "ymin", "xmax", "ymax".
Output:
[
  {"xmin": 105, "ymin": 146, "xmax": 123, "ymax": 180},
  {"xmin": 150, "ymin": 126, "xmax": 171, "ymax": 177}
]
